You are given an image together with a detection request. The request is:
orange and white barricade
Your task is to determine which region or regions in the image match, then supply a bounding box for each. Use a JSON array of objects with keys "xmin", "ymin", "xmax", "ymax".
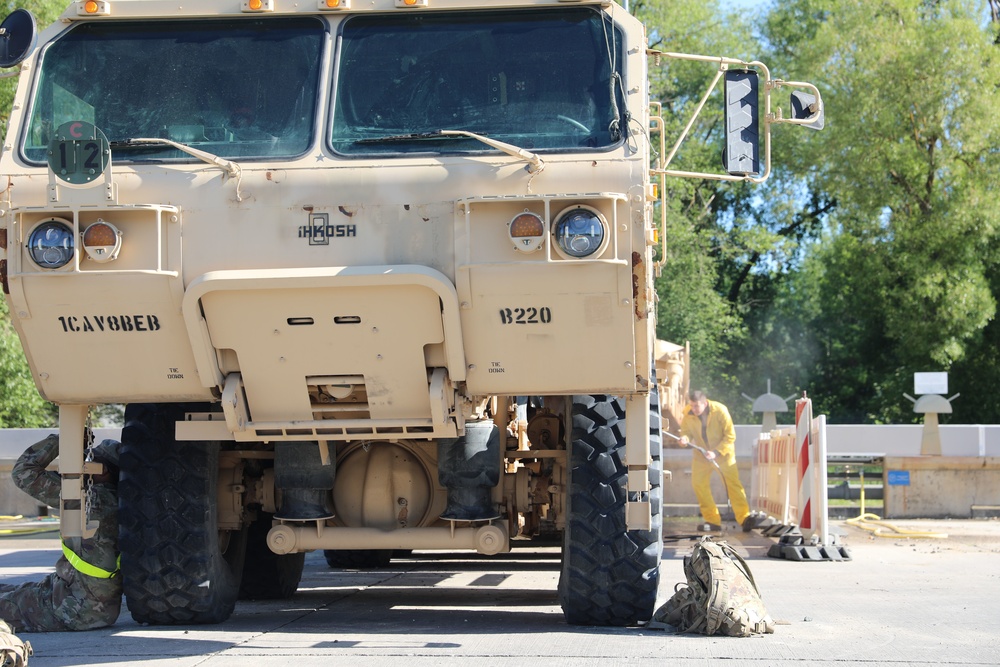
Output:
[
  {"xmin": 751, "ymin": 396, "xmax": 849, "ymax": 561},
  {"xmin": 751, "ymin": 428, "xmax": 798, "ymax": 527}
]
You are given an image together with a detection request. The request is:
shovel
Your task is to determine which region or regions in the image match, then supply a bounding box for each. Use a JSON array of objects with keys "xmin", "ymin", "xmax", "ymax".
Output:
[{"xmin": 663, "ymin": 430, "xmax": 721, "ymax": 471}]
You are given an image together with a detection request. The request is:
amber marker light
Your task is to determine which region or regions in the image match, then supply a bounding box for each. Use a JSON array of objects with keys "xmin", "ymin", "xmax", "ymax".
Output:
[
  {"xmin": 320, "ymin": 0, "xmax": 350, "ymax": 8},
  {"xmin": 78, "ymin": 0, "xmax": 110, "ymax": 15},
  {"xmin": 242, "ymin": 0, "xmax": 273, "ymax": 11},
  {"xmin": 508, "ymin": 211, "xmax": 545, "ymax": 253},
  {"xmin": 82, "ymin": 220, "xmax": 122, "ymax": 263},
  {"xmin": 396, "ymin": 0, "xmax": 429, "ymax": 7}
]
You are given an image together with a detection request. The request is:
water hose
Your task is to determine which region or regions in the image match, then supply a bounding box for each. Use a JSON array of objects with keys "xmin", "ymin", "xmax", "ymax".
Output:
[
  {"xmin": 843, "ymin": 468, "xmax": 947, "ymax": 538},
  {"xmin": 845, "ymin": 513, "xmax": 948, "ymax": 539},
  {"xmin": 0, "ymin": 515, "xmax": 60, "ymax": 536}
]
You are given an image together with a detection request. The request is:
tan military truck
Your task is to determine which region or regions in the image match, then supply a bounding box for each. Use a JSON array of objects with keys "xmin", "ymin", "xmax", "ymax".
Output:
[{"xmin": 0, "ymin": 0, "xmax": 822, "ymax": 626}]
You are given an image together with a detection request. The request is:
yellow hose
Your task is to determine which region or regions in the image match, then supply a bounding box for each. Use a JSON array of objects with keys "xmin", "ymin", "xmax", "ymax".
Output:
[
  {"xmin": 0, "ymin": 526, "xmax": 59, "ymax": 536},
  {"xmin": 0, "ymin": 515, "xmax": 60, "ymax": 536},
  {"xmin": 845, "ymin": 512, "xmax": 948, "ymax": 539}
]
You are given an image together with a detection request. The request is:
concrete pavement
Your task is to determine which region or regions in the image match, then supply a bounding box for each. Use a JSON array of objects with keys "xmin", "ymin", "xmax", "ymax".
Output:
[{"xmin": 1, "ymin": 515, "xmax": 998, "ymax": 666}]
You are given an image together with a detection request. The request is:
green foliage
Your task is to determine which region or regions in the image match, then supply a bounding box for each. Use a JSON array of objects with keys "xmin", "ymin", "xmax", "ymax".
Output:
[
  {"xmin": 0, "ymin": 299, "xmax": 56, "ymax": 427},
  {"xmin": 761, "ymin": 0, "xmax": 1000, "ymax": 422},
  {"xmin": 634, "ymin": 1, "xmax": 759, "ymax": 409},
  {"xmin": 642, "ymin": 0, "xmax": 1000, "ymax": 423}
]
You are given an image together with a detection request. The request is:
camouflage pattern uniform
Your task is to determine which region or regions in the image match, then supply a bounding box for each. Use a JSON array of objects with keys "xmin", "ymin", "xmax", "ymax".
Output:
[{"xmin": 0, "ymin": 435, "xmax": 122, "ymax": 632}]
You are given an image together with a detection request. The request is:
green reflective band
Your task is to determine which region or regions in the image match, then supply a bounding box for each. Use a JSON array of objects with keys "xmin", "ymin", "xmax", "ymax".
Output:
[{"xmin": 61, "ymin": 541, "xmax": 120, "ymax": 579}]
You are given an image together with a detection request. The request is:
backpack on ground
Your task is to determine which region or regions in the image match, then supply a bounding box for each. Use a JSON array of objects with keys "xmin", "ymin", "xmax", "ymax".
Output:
[
  {"xmin": 653, "ymin": 536, "xmax": 774, "ymax": 636},
  {"xmin": 0, "ymin": 620, "xmax": 31, "ymax": 667}
]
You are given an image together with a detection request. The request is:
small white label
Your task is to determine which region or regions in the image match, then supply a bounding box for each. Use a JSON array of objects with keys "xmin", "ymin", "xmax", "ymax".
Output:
[{"xmin": 914, "ymin": 372, "xmax": 947, "ymax": 395}]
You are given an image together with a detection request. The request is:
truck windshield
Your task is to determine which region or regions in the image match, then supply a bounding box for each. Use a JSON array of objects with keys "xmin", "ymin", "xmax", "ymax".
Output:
[
  {"xmin": 22, "ymin": 18, "xmax": 325, "ymax": 163},
  {"xmin": 330, "ymin": 8, "xmax": 624, "ymax": 156}
]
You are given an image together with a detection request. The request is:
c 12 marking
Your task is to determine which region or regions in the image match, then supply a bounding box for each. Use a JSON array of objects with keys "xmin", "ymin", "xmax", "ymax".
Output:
[
  {"xmin": 499, "ymin": 306, "xmax": 552, "ymax": 325},
  {"xmin": 57, "ymin": 140, "xmax": 100, "ymax": 171}
]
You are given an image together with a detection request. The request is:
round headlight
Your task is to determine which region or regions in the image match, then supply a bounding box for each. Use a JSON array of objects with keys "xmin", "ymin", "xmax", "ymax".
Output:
[
  {"xmin": 552, "ymin": 206, "xmax": 606, "ymax": 258},
  {"xmin": 27, "ymin": 219, "xmax": 75, "ymax": 269}
]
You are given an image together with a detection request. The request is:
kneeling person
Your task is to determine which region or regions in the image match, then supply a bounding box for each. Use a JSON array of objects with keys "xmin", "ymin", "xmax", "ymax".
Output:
[{"xmin": 0, "ymin": 434, "xmax": 122, "ymax": 632}]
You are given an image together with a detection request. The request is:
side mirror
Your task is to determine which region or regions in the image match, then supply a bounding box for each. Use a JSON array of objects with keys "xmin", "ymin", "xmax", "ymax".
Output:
[
  {"xmin": 790, "ymin": 90, "xmax": 825, "ymax": 130},
  {"xmin": 0, "ymin": 9, "xmax": 37, "ymax": 69},
  {"xmin": 723, "ymin": 69, "xmax": 759, "ymax": 176}
]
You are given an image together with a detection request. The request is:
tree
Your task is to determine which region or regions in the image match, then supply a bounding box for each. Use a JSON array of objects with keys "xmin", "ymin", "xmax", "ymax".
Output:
[
  {"xmin": 636, "ymin": 0, "xmax": 1000, "ymax": 423},
  {"xmin": 632, "ymin": 1, "xmax": 837, "ymax": 420},
  {"xmin": 631, "ymin": 0, "xmax": 764, "ymax": 412},
  {"xmin": 754, "ymin": 0, "xmax": 1000, "ymax": 422},
  {"xmin": 0, "ymin": 299, "xmax": 56, "ymax": 427}
]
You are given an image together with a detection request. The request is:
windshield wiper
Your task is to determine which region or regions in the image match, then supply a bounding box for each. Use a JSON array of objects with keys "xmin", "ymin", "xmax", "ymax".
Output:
[
  {"xmin": 357, "ymin": 129, "xmax": 545, "ymax": 174},
  {"xmin": 356, "ymin": 131, "xmax": 459, "ymax": 144},
  {"xmin": 110, "ymin": 137, "xmax": 245, "ymax": 201},
  {"xmin": 110, "ymin": 138, "xmax": 241, "ymax": 180}
]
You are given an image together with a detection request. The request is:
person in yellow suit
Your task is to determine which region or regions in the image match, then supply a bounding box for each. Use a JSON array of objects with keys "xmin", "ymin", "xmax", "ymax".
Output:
[{"xmin": 678, "ymin": 390, "xmax": 753, "ymax": 532}]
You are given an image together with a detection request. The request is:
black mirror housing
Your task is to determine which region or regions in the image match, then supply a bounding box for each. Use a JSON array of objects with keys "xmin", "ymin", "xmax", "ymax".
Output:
[
  {"xmin": 0, "ymin": 9, "xmax": 37, "ymax": 69},
  {"xmin": 790, "ymin": 90, "xmax": 825, "ymax": 130}
]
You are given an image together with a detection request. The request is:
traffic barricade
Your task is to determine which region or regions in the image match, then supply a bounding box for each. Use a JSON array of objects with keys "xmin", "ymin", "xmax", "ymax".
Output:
[
  {"xmin": 751, "ymin": 396, "xmax": 851, "ymax": 561},
  {"xmin": 751, "ymin": 428, "xmax": 797, "ymax": 529}
]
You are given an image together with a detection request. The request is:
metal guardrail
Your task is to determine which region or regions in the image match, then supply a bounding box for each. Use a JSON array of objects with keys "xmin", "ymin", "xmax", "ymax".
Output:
[{"xmin": 828, "ymin": 456, "xmax": 884, "ymax": 501}]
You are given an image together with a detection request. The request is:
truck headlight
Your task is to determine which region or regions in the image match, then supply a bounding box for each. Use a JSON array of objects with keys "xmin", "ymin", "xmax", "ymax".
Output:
[
  {"xmin": 552, "ymin": 206, "xmax": 607, "ymax": 259},
  {"xmin": 27, "ymin": 219, "xmax": 75, "ymax": 269}
]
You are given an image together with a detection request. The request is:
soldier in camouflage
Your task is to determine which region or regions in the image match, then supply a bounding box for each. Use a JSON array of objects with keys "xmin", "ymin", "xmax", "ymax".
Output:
[{"xmin": 0, "ymin": 434, "xmax": 122, "ymax": 632}]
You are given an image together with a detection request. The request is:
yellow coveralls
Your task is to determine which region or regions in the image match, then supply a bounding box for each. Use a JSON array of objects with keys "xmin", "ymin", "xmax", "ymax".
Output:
[{"xmin": 679, "ymin": 400, "xmax": 751, "ymax": 526}]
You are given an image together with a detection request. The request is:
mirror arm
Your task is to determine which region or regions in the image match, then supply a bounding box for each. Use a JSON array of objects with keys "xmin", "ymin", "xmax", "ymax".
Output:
[
  {"xmin": 661, "ymin": 67, "xmax": 725, "ymax": 172},
  {"xmin": 768, "ymin": 79, "xmax": 825, "ymax": 127}
]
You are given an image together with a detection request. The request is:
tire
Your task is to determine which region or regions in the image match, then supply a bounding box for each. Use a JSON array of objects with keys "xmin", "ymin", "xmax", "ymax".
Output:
[
  {"xmin": 558, "ymin": 388, "xmax": 663, "ymax": 626},
  {"xmin": 239, "ymin": 512, "xmax": 305, "ymax": 600},
  {"xmin": 119, "ymin": 403, "xmax": 247, "ymax": 625},
  {"xmin": 323, "ymin": 549, "xmax": 394, "ymax": 569}
]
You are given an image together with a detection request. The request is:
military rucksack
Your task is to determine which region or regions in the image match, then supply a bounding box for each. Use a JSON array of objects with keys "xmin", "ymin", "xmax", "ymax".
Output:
[
  {"xmin": 654, "ymin": 536, "xmax": 774, "ymax": 636},
  {"xmin": 0, "ymin": 620, "xmax": 31, "ymax": 667}
]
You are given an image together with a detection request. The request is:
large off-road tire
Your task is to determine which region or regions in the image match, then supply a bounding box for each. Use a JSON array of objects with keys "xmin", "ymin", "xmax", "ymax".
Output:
[
  {"xmin": 119, "ymin": 403, "xmax": 247, "ymax": 625},
  {"xmin": 558, "ymin": 388, "xmax": 663, "ymax": 626},
  {"xmin": 239, "ymin": 512, "xmax": 306, "ymax": 600}
]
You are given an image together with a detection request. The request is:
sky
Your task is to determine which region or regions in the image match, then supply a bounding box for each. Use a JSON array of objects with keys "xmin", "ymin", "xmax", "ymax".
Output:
[
  {"xmin": 621, "ymin": 0, "xmax": 772, "ymax": 14},
  {"xmin": 726, "ymin": 0, "xmax": 771, "ymax": 11}
]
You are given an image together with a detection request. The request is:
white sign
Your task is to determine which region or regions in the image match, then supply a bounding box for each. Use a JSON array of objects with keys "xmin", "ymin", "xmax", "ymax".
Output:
[{"xmin": 914, "ymin": 372, "xmax": 948, "ymax": 395}]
